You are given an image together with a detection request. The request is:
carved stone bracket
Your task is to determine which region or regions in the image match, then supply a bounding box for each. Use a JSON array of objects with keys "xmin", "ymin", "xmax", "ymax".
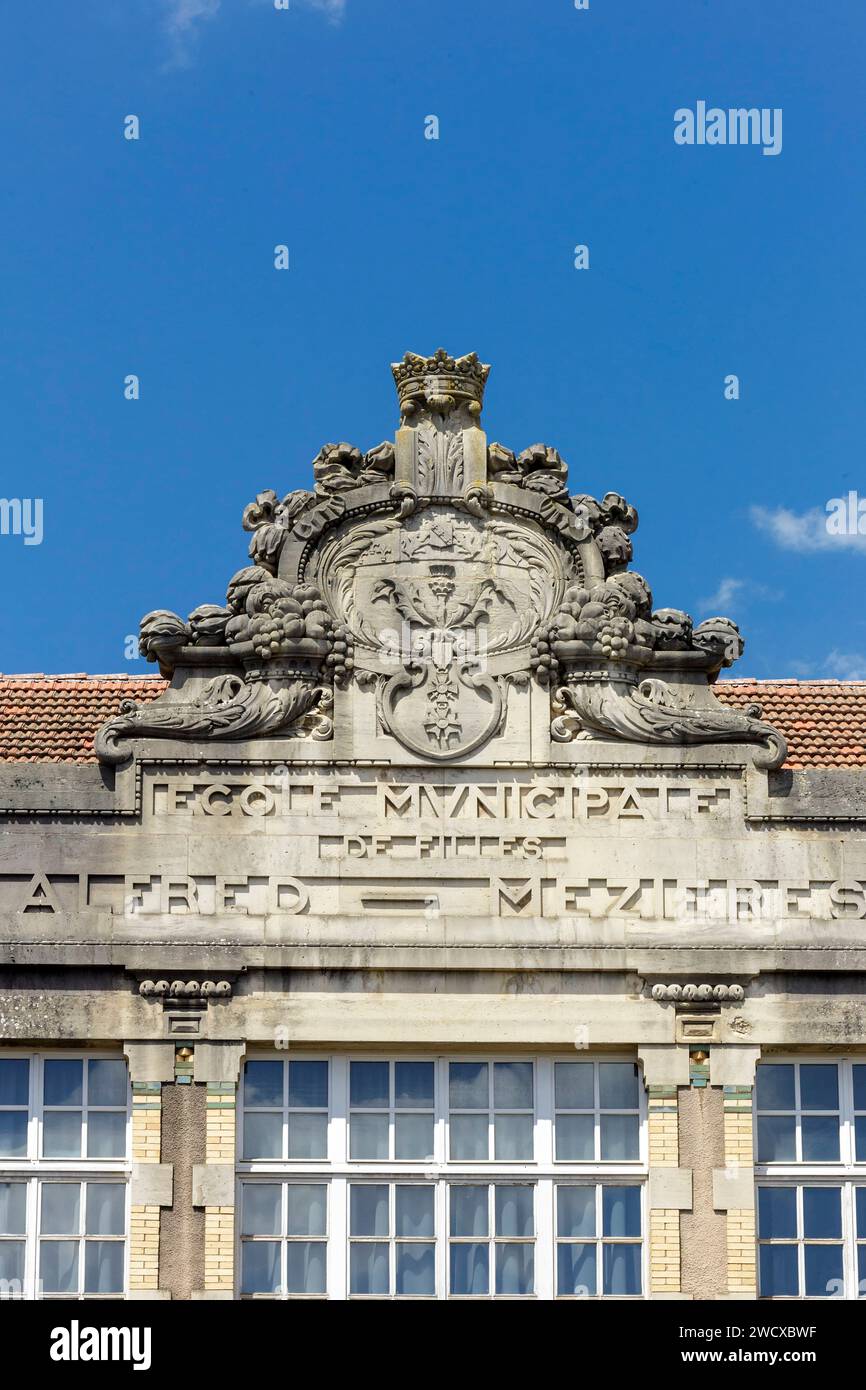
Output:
[
  {"xmin": 139, "ymin": 979, "xmax": 233, "ymax": 999},
  {"xmin": 651, "ymin": 983, "xmax": 746, "ymax": 1003},
  {"xmin": 550, "ymin": 668, "xmax": 787, "ymax": 770},
  {"xmin": 96, "ymin": 671, "xmax": 332, "ymax": 765}
]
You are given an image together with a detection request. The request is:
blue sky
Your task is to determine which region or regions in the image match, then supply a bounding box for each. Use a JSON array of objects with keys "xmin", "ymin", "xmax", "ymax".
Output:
[{"xmin": 1, "ymin": 0, "xmax": 864, "ymax": 678}]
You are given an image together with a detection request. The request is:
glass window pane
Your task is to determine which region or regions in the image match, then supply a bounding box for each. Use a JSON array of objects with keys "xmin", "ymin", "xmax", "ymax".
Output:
[
  {"xmin": 756, "ymin": 1063, "xmax": 795, "ymax": 1111},
  {"xmin": 599, "ymin": 1062, "xmax": 639, "ymax": 1110},
  {"xmin": 557, "ymin": 1186, "xmax": 596, "ymax": 1239},
  {"xmin": 288, "ymin": 1060, "xmax": 327, "ymax": 1109},
  {"xmin": 603, "ymin": 1243, "xmax": 641, "ymax": 1296},
  {"xmin": 87, "ymin": 1059, "xmax": 127, "ymax": 1108},
  {"xmin": 40, "ymin": 1239, "xmax": 79, "ymax": 1294},
  {"xmin": 395, "ymin": 1061, "xmax": 434, "ymax": 1109},
  {"xmin": 85, "ymin": 1184, "xmax": 124, "ymax": 1237},
  {"xmin": 855, "ymin": 1116, "xmax": 866, "ymax": 1163},
  {"xmin": 554, "ymin": 1062, "xmax": 594, "ymax": 1110},
  {"xmin": 287, "ymin": 1112, "xmax": 328, "ymax": 1161},
  {"xmin": 450, "ymin": 1242, "xmax": 488, "ymax": 1295},
  {"xmin": 801, "ymin": 1114, "xmax": 840, "ymax": 1162},
  {"xmin": 0, "ymin": 1059, "xmax": 29, "ymax": 1107},
  {"xmin": 43, "ymin": 1060, "xmax": 82, "ymax": 1108},
  {"xmin": 756, "ymin": 1114, "xmax": 796, "ymax": 1163},
  {"xmin": 494, "ymin": 1113, "xmax": 533, "ymax": 1161},
  {"xmin": 87, "ymin": 1111, "xmax": 126, "ymax": 1159},
  {"xmin": 803, "ymin": 1186, "xmax": 841, "ymax": 1240},
  {"xmin": 856, "ymin": 1187, "xmax": 866, "ymax": 1237},
  {"xmin": 395, "ymin": 1112, "xmax": 434, "ymax": 1161},
  {"xmin": 450, "ymin": 1186, "xmax": 488, "ymax": 1238},
  {"xmin": 495, "ymin": 1186, "xmax": 533, "ymax": 1238},
  {"xmin": 241, "ymin": 1240, "xmax": 280, "ymax": 1295},
  {"xmin": 558, "ymin": 1241, "xmax": 596, "ymax": 1296},
  {"xmin": 853, "ymin": 1066, "xmax": 866, "ymax": 1112},
  {"xmin": 287, "ymin": 1241, "xmax": 326, "ymax": 1295},
  {"xmin": 555, "ymin": 1114, "xmax": 594, "ymax": 1161},
  {"xmin": 449, "ymin": 1062, "xmax": 488, "ymax": 1110},
  {"xmin": 350, "ymin": 1185, "xmax": 388, "ymax": 1238},
  {"xmin": 603, "ymin": 1187, "xmax": 641, "ymax": 1238},
  {"xmin": 396, "ymin": 1186, "xmax": 434, "ymax": 1239},
  {"xmin": 0, "ymin": 1183, "xmax": 26, "ymax": 1235},
  {"xmin": 43, "ymin": 1112, "xmax": 85, "ymax": 1161},
  {"xmin": 799, "ymin": 1064, "xmax": 838, "ymax": 1112},
  {"xmin": 243, "ymin": 1112, "xmax": 282, "ymax": 1160},
  {"xmin": 804, "ymin": 1243, "xmax": 843, "ymax": 1299},
  {"xmin": 244, "ymin": 1061, "xmax": 283, "ymax": 1108},
  {"xmin": 0, "ymin": 1241, "xmax": 24, "ymax": 1289},
  {"xmin": 350, "ymin": 1242, "xmax": 389, "ymax": 1296},
  {"xmin": 450, "ymin": 1114, "xmax": 488, "ymax": 1161},
  {"xmin": 84, "ymin": 1241, "xmax": 124, "ymax": 1295},
  {"xmin": 41, "ymin": 1185, "xmax": 80, "ymax": 1236},
  {"xmin": 759, "ymin": 1243, "xmax": 798, "ymax": 1297},
  {"xmin": 496, "ymin": 1243, "xmax": 533, "ymax": 1295},
  {"xmin": 0, "ymin": 1112, "xmax": 28, "ymax": 1159},
  {"xmin": 350, "ymin": 1061, "xmax": 389, "ymax": 1109},
  {"xmin": 859, "ymin": 1245, "xmax": 866, "ymax": 1296},
  {"xmin": 493, "ymin": 1062, "xmax": 532, "ymax": 1110},
  {"xmin": 287, "ymin": 1185, "xmax": 326, "ymax": 1237},
  {"xmin": 757, "ymin": 1187, "xmax": 797, "ymax": 1240},
  {"xmin": 396, "ymin": 1242, "xmax": 435, "ymax": 1296},
  {"xmin": 350, "ymin": 1113, "xmax": 389, "ymax": 1161},
  {"xmin": 600, "ymin": 1113, "xmax": 639, "ymax": 1161},
  {"xmin": 242, "ymin": 1184, "xmax": 282, "ymax": 1237}
]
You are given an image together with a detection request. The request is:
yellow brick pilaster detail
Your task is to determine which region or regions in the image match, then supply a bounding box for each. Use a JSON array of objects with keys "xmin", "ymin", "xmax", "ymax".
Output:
[
  {"xmin": 724, "ymin": 1086, "xmax": 757, "ymax": 1296},
  {"xmin": 647, "ymin": 1085, "xmax": 681, "ymax": 1294},
  {"xmin": 204, "ymin": 1083, "xmax": 237, "ymax": 1292},
  {"xmin": 129, "ymin": 1082, "xmax": 162, "ymax": 1292}
]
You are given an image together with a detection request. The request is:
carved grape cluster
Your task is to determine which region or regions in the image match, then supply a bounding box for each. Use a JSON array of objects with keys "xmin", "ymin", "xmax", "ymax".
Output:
[
  {"xmin": 248, "ymin": 584, "xmax": 332, "ymax": 658},
  {"xmin": 529, "ymin": 630, "xmax": 559, "ymax": 686},
  {"xmin": 597, "ymin": 615, "xmax": 633, "ymax": 659},
  {"xmin": 325, "ymin": 623, "xmax": 355, "ymax": 686}
]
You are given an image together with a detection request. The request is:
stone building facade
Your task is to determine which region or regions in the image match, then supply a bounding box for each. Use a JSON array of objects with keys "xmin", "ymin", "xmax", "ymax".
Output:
[{"xmin": 1, "ymin": 351, "xmax": 865, "ymax": 1301}]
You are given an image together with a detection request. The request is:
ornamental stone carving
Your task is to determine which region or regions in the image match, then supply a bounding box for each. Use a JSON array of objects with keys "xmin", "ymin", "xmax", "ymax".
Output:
[{"xmin": 94, "ymin": 350, "xmax": 786, "ymax": 769}]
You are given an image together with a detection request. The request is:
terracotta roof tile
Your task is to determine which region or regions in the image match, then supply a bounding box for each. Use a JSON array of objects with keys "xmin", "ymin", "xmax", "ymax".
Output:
[{"xmin": 0, "ymin": 675, "xmax": 864, "ymax": 771}]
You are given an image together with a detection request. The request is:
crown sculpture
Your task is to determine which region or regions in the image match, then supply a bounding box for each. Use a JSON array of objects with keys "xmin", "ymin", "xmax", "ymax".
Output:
[{"xmin": 95, "ymin": 351, "xmax": 786, "ymax": 770}]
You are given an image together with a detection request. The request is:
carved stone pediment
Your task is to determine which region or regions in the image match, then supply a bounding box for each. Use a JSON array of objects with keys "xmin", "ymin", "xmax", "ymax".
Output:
[{"xmin": 94, "ymin": 350, "xmax": 786, "ymax": 769}]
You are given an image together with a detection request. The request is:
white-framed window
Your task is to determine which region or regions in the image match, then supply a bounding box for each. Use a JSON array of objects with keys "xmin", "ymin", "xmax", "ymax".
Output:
[
  {"xmin": 237, "ymin": 1053, "xmax": 647, "ymax": 1300},
  {"xmin": 349, "ymin": 1060, "xmax": 434, "ymax": 1161},
  {"xmin": 349, "ymin": 1182, "xmax": 436, "ymax": 1297},
  {"xmin": 554, "ymin": 1061, "xmax": 641, "ymax": 1161},
  {"xmin": 239, "ymin": 1180, "xmax": 328, "ymax": 1298},
  {"xmin": 448, "ymin": 1182, "xmax": 535, "ymax": 1297},
  {"xmin": 555, "ymin": 1182, "xmax": 643, "ymax": 1297},
  {"xmin": 448, "ymin": 1061, "xmax": 534, "ymax": 1161},
  {"xmin": 0, "ymin": 1053, "xmax": 130, "ymax": 1300},
  {"xmin": 0, "ymin": 1178, "xmax": 128, "ymax": 1300},
  {"xmin": 241, "ymin": 1058, "xmax": 328, "ymax": 1160},
  {"xmin": 755, "ymin": 1058, "xmax": 866, "ymax": 1299}
]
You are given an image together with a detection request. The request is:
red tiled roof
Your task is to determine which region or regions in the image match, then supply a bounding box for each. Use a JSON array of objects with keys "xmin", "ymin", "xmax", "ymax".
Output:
[
  {"xmin": 715, "ymin": 680, "xmax": 866, "ymax": 770},
  {"xmin": 0, "ymin": 675, "xmax": 167, "ymax": 765},
  {"xmin": 0, "ymin": 675, "xmax": 863, "ymax": 771}
]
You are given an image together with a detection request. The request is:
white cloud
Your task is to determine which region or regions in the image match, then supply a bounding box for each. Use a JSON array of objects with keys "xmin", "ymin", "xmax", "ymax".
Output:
[
  {"xmin": 825, "ymin": 650, "xmax": 866, "ymax": 680},
  {"xmin": 160, "ymin": 0, "xmax": 346, "ymax": 69},
  {"xmin": 161, "ymin": 0, "xmax": 220, "ymax": 68},
  {"xmin": 750, "ymin": 504, "xmax": 866, "ymax": 553},
  {"xmin": 698, "ymin": 576, "xmax": 781, "ymax": 612}
]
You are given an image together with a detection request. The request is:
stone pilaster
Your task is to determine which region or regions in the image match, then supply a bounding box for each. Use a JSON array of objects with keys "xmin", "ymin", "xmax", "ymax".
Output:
[
  {"xmin": 124, "ymin": 1042, "xmax": 175, "ymax": 1300},
  {"xmin": 639, "ymin": 1046, "xmax": 691, "ymax": 1297},
  {"xmin": 722, "ymin": 1086, "xmax": 757, "ymax": 1297},
  {"xmin": 191, "ymin": 1043, "xmax": 244, "ymax": 1300}
]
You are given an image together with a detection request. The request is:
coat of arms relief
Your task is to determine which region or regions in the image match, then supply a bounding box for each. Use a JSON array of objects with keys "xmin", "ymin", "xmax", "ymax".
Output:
[{"xmin": 95, "ymin": 350, "xmax": 786, "ymax": 771}]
